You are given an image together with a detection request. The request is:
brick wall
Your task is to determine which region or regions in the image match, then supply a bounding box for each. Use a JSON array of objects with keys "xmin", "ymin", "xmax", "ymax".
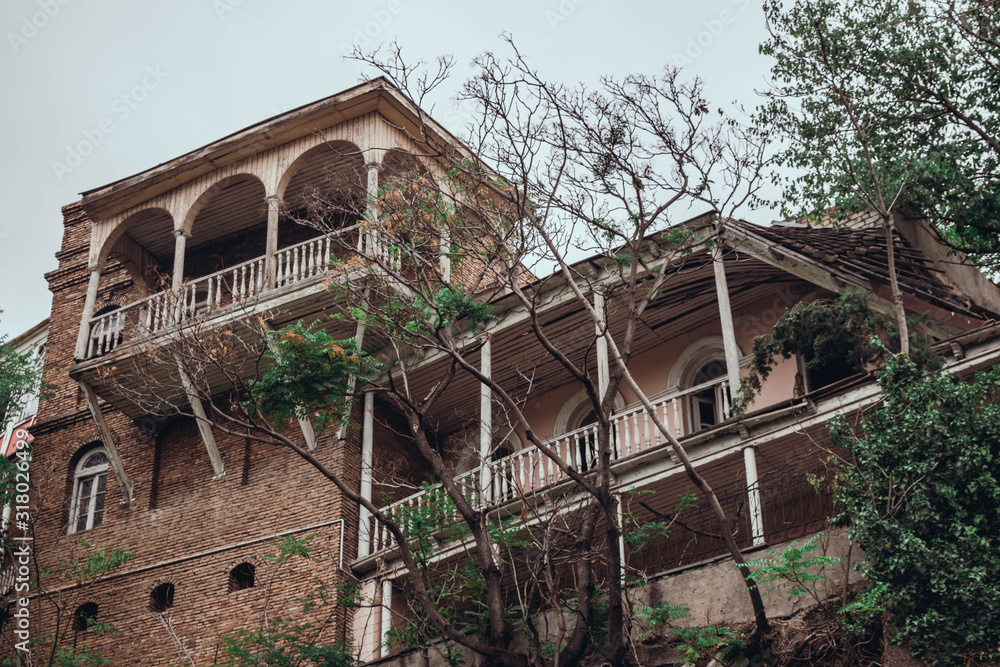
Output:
[{"xmin": 6, "ymin": 202, "xmax": 390, "ymax": 665}]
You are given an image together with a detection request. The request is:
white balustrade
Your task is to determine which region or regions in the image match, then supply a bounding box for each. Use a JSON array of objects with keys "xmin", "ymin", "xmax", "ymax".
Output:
[
  {"xmin": 367, "ymin": 377, "xmax": 733, "ymax": 555},
  {"xmin": 82, "ymin": 234, "xmax": 347, "ymax": 360}
]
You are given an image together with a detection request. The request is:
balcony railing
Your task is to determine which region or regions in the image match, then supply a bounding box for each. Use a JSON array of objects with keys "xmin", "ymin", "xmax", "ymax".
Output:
[
  {"xmin": 368, "ymin": 377, "xmax": 731, "ymax": 555},
  {"xmin": 84, "ymin": 232, "xmax": 352, "ymax": 360}
]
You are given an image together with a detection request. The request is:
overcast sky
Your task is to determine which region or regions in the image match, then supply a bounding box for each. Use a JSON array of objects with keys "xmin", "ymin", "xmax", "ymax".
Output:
[{"xmin": 0, "ymin": 0, "xmax": 777, "ymax": 339}]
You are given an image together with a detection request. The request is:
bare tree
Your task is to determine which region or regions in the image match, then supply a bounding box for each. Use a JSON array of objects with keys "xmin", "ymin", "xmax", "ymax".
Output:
[{"xmin": 109, "ymin": 39, "xmax": 774, "ymax": 667}]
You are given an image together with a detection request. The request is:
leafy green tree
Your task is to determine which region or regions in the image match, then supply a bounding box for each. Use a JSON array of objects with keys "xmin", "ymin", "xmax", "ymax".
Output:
[
  {"xmin": 0, "ymin": 343, "xmax": 44, "ymax": 434},
  {"xmin": 759, "ymin": 0, "xmax": 1000, "ymax": 351},
  {"xmin": 830, "ymin": 354, "xmax": 1000, "ymax": 664}
]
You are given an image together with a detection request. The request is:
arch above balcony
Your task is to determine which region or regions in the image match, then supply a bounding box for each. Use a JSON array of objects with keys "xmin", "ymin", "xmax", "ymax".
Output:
[
  {"xmin": 276, "ymin": 140, "xmax": 366, "ymax": 203},
  {"xmin": 97, "ymin": 207, "xmax": 176, "ymax": 267},
  {"xmin": 667, "ymin": 336, "xmax": 743, "ymax": 392},
  {"xmin": 554, "ymin": 387, "xmax": 626, "ymax": 437},
  {"xmin": 180, "ymin": 173, "xmax": 267, "ymax": 236}
]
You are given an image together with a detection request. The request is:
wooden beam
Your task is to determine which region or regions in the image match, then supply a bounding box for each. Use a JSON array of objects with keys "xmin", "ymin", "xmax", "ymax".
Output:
[
  {"xmin": 74, "ymin": 266, "xmax": 103, "ymax": 361},
  {"xmin": 298, "ymin": 417, "xmax": 318, "ymax": 452},
  {"xmin": 595, "ymin": 292, "xmax": 609, "ymax": 401},
  {"xmin": 480, "ymin": 337, "xmax": 492, "ymax": 499},
  {"xmin": 358, "ymin": 391, "xmax": 375, "ymax": 558},
  {"xmin": 712, "ymin": 238, "xmax": 744, "ymax": 405},
  {"xmin": 721, "ymin": 225, "xmax": 961, "ymax": 339},
  {"xmin": 172, "ymin": 353, "xmax": 225, "ymax": 478},
  {"xmin": 264, "ymin": 195, "xmax": 280, "ymax": 290},
  {"xmin": 78, "ymin": 380, "xmax": 134, "ymax": 505},
  {"xmin": 171, "ymin": 230, "xmax": 190, "ymax": 294}
]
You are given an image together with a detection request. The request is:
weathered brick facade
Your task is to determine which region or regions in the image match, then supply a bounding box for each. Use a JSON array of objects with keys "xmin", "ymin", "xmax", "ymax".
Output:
[{"xmin": 18, "ymin": 206, "xmax": 390, "ymax": 664}]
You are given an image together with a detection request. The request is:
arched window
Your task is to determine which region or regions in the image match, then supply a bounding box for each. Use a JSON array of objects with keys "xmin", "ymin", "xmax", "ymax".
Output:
[
  {"xmin": 490, "ymin": 433, "xmax": 522, "ymax": 502},
  {"xmin": 149, "ymin": 583, "xmax": 175, "ymax": 612},
  {"xmin": 690, "ymin": 360, "xmax": 728, "ymax": 431},
  {"xmin": 228, "ymin": 563, "xmax": 256, "ymax": 592},
  {"xmin": 69, "ymin": 448, "xmax": 109, "ymax": 534},
  {"xmin": 554, "ymin": 389, "xmax": 625, "ymax": 472},
  {"xmin": 72, "ymin": 602, "xmax": 99, "ymax": 632},
  {"xmin": 669, "ymin": 338, "xmax": 739, "ymax": 434}
]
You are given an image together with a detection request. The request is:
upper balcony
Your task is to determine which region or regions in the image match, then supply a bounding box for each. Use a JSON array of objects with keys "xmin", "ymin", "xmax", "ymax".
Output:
[
  {"xmin": 81, "ymin": 228, "xmax": 357, "ymax": 361},
  {"xmin": 68, "ymin": 128, "xmax": 451, "ymax": 416}
]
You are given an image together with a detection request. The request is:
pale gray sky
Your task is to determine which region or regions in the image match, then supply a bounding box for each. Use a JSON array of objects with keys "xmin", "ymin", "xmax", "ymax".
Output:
[{"xmin": 0, "ymin": 0, "xmax": 775, "ymax": 339}]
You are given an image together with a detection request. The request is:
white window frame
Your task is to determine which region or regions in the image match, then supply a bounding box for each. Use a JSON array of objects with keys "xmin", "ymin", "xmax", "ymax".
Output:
[{"xmin": 69, "ymin": 448, "xmax": 109, "ymax": 534}]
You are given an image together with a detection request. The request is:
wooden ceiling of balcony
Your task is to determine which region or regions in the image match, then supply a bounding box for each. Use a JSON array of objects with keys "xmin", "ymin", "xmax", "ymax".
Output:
[
  {"xmin": 187, "ymin": 178, "xmax": 269, "ymax": 252},
  {"xmin": 400, "ymin": 255, "xmax": 799, "ymax": 436},
  {"xmin": 283, "ymin": 145, "xmax": 365, "ymax": 207}
]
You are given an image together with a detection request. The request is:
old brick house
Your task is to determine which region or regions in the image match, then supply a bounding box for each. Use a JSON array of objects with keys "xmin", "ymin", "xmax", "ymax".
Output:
[{"xmin": 11, "ymin": 78, "xmax": 1000, "ymax": 665}]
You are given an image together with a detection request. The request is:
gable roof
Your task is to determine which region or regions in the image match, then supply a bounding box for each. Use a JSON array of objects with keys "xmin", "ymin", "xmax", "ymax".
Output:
[{"xmin": 724, "ymin": 219, "xmax": 994, "ymax": 321}]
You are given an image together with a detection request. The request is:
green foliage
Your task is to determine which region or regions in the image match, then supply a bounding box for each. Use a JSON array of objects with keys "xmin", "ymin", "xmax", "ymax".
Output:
[
  {"xmin": 411, "ymin": 287, "xmax": 496, "ymax": 334},
  {"xmin": 669, "ymin": 625, "xmax": 746, "ymax": 666},
  {"xmin": 0, "ymin": 343, "xmax": 45, "ymax": 432},
  {"xmin": 831, "ymin": 355, "xmax": 1000, "ymax": 663},
  {"xmin": 760, "ymin": 0, "xmax": 1000, "ymax": 268},
  {"xmin": 740, "ymin": 533, "xmax": 840, "ymax": 603},
  {"xmin": 634, "ymin": 601, "xmax": 746, "ymax": 664},
  {"xmin": 249, "ymin": 322, "xmax": 372, "ymax": 434},
  {"xmin": 64, "ymin": 540, "xmax": 134, "ymax": 586},
  {"xmin": 264, "ymin": 533, "xmax": 317, "ymax": 564},
  {"xmin": 621, "ymin": 491, "xmax": 696, "ymax": 552},
  {"xmin": 633, "ymin": 601, "xmax": 690, "ymax": 641},
  {"xmin": 734, "ymin": 288, "xmax": 941, "ymax": 413},
  {"xmin": 218, "ymin": 619, "xmax": 356, "ymax": 667},
  {"xmin": 838, "ymin": 582, "xmax": 889, "ymax": 639}
]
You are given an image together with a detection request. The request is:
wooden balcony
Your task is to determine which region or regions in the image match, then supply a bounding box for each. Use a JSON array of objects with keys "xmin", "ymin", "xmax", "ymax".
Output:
[
  {"xmin": 364, "ymin": 376, "xmax": 733, "ymax": 557},
  {"xmin": 83, "ymin": 231, "xmax": 354, "ymax": 361},
  {"xmin": 69, "ymin": 230, "xmax": 367, "ymax": 419}
]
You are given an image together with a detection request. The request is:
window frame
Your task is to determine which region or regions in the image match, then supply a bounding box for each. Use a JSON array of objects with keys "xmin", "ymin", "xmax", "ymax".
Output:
[{"xmin": 69, "ymin": 448, "xmax": 109, "ymax": 534}]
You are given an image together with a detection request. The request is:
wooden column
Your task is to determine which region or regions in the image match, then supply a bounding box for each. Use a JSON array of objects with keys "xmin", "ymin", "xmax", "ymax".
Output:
[
  {"xmin": 264, "ymin": 195, "xmax": 280, "ymax": 290},
  {"xmin": 338, "ymin": 315, "xmax": 367, "ymax": 440},
  {"xmin": 173, "ymin": 353, "xmax": 225, "ymax": 478},
  {"xmin": 364, "ymin": 163, "xmax": 380, "ymax": 257},
  {"xmin": 78, "ymin": 381, "xmax": 133, "ymax": 504},
  {"xmin": 357, "ymin": 391, "xmax": 375, "ymax": 558},
  {"xmin": 595, "ymin": 292, "xmax": 609, "ymax": 401},
  {"xmin": 74, "ymin": 264, "xmax": 103, "ymax": 360},
  {"xmin": 380, "ymin": 579, "xmax": 393, "ymax": 658},
  {"xmin": 354, "ymin": 579, "xmax": 380, "ymax": 662},
  {"xmin": 171, "ymin": 230, "xmax": 190, "ymax": 295},
  {"xmin": 712, "ymin": 231, "xmax": 743, "ymax": 405},
  {"xmin": 479, "ymin": 338, "xmax": 492, "ymax": 502},
  {"xmin": 298, "ymin": 417, "xmax": 317, "ymax": 451},
  {"xmin": 744, "ymin": 446, "xmax": 766, "ymax": 546}
]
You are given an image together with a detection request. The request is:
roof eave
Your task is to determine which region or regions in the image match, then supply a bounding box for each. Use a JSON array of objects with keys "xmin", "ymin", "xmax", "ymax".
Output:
[{"xmin": 77, "ymin": 78, "xmax": 482, "ymax": 221}]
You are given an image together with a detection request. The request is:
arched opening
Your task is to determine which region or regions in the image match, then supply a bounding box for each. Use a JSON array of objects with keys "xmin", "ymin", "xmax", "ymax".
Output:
[
  {"xmin": 280, "ymin": 142, "xmax": 366, "ymax": 259},
  {"xmin": 149, "ymin": 582, "xmax": 175, "ymax": 612},
  {"xmin": 68, "ymin": 446, "xmax": 109, "ymax": 534},
  {"xmin": 555, "ymin": 389, "xmax": 626, "ymax": 472},
  {"xmin": 490, "ymin": 433, "xmax": 521, "ymax": 502},
  {"xmin": 185, "ymin": 175, "xmax": 268, "ymax": 282},
  {"xmin": 228, "ymin": 562, "xmax": 256, "ymax": 592},
  {"xmin": 375, "ymin": 150, "xmax": 447, "ymax": 271},
  {"xmin": 100, "ymin": 208, "xmax": 176, "ymax": 295},
  {"xmin": 669, "ymin": 337, "xmax": 739, "ymax": 434},
  {"xmin": 72, "ymin": 602, "xmax": 99, "ymax": 632}
]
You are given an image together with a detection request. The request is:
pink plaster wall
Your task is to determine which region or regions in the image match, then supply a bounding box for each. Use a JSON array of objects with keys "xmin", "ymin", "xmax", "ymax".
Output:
[{"xmin": 518, "ymin": 281, "xmax": 815, "ymax": 442}]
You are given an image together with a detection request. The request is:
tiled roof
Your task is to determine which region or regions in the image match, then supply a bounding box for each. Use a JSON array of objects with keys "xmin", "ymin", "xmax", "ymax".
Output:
[{"xmin": 729, "ymin": 220, "xmax": 981, "ymax": 317}]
